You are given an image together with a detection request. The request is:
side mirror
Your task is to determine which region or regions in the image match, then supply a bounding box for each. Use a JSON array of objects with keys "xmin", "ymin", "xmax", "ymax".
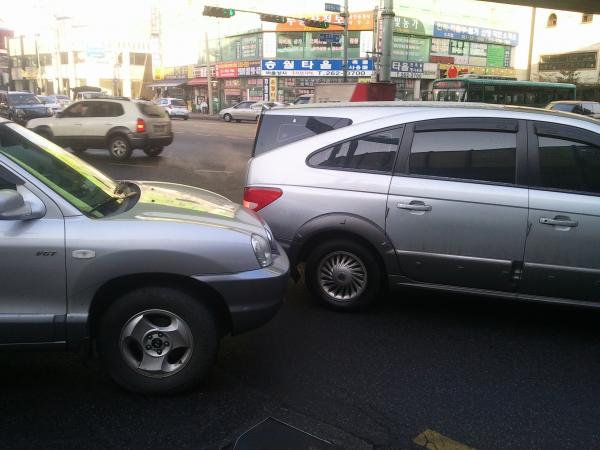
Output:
[{"xmin": 0, "ymin": 190, "xmax": 45, "ymax": 220}]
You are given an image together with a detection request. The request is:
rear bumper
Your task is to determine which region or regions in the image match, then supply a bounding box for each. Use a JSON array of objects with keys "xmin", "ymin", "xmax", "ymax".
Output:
[
  {"xmin": 192, "ymin": 242, "xmax": 289, "ymax": 334},
  {"xmin": 128, "ymin": 132, "xmax": 174, "ymax": 149}
]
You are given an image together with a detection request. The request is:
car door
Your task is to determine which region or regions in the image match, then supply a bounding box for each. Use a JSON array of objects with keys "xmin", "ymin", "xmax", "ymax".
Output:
[
  {"xmin": 233, "ymin": 102, "xmax": 253, "ymax": 120},
  {"xmin": 0, "ymin": 158, "xmax": 66, "ymax": 344},
  {"xmin": 83, "ymin": 101, "xmax": 124, "ymax": 148},
  {"xmin": 52, "ymin": 101, "xmax": 91, "ymax": 146},
  {"xmin": 386, "ymin": 117, "xmax": 529, "ymax": 293},
  {"xmin": 520, "ymin": 121, "xmax": 600, "ymax": 302}
]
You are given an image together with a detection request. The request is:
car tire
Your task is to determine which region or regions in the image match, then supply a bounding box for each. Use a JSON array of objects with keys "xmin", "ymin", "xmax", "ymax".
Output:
[
  {"xmin": 305, "ymin": 239, "xmax": 382, "ymax": 311},
  {"xmin": 71, "ymin": 146, "xmax": 87, "ymax": 154},
  {"xmin": 35, "ymin": 128, "xmax": 53, "ymax": 141},
  {"xmin": 97, "ymin": 286, "xmax": 219, "ymax": 395},
  {"xmin": 108, "ymin": 135, "xmax": 132, "ymax": 161},
  {"xmin": 143, "ymin": 146, "xmax": 164, "ymax": 157},
  {"xmin": 223, "ymin": 113, "xmax": 232, "ymax": 122},
  {"xmin": 183, "ymin": 116, "xmax": 189, "ymax": 121}
]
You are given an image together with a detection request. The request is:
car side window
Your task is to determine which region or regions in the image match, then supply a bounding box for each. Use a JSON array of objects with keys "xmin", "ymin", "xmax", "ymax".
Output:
[
  {"xmin": 408, "ymin": 129, "xmax": 517, "ymax": 184},
  {"xmin": 308, "ymin": 128, "xmax": 402, "ymax": 173},
  {"xmin": 0, "ymin": 175, "xmax": 15, "ymax": 190},
  {"xmin": 536, "ymin": 135, "xmax": 600, "ymax": 195},
  {"xmin": 89, "ymin": 102, "xmax": 123, "ymax": 117},
  {"xmin": 63, "ymin": 102, "xmax": 91, "ymax": 118}
]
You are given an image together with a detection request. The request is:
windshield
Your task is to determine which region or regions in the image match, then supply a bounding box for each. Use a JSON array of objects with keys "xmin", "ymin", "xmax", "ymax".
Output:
[
  {"xmin": 9, "ymin": 93, "xmax": 41, "ymax": 105},
  {"xmin": 0, "ymin": 123, "xmax": 127, "ymax": 218},
  {"xmin": 432, "ymin": 89, "xmax": 465, "ymax": 102}
]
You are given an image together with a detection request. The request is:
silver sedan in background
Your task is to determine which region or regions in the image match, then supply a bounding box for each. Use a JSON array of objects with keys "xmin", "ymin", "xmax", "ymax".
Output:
[{"xmin": 219, "ymin": 101, "xmax": 287, "ymax": 123}]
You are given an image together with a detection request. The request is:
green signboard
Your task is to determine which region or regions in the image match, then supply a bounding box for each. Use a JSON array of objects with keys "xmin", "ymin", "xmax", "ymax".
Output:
[
  {"xmin": 392, "ymin": 35, "xmax": 430, "ymax": 62},
  {"xmin": 394, "ymin": 16, "xmax": 427, "ymax": 35},
  {"xmin": 487, "ymin": 44, "xmax": 505, "ymax": 68}
]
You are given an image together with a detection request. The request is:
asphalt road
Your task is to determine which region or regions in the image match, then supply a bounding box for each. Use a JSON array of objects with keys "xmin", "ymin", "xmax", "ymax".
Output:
[{"xmin": 3, "ymin": 118, "xmax": 600, "ymax": 450}]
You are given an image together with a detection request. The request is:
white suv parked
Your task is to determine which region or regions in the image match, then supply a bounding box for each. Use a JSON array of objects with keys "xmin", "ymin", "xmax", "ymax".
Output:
[{"xmin": 27, "ymin": 98, "xmax": 173, "ymax": 160}]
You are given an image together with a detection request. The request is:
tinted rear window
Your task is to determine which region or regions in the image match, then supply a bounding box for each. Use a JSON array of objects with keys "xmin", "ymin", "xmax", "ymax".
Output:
[
  {"xmin": 137, "ymin": 103, "xmax": 168, "ymax": 118},
  {"xmin": 550, "ymin": 103, "xmax": 576, "ymax": 112},
  {"xmin": 253, "ymin": 115, "xmax": 353, "ymax": 156},
  {"xmin": 171, "ymin": 99, "xmax": 186, "ymax": 107}
]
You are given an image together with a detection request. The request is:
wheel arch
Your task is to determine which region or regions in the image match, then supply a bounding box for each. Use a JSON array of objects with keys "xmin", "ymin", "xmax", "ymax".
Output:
[
  {"xmin": 86, "ymin": 273, "xmax": 233, "ymax": 342},
  {"xmin": 32, "ymin": 125, "xmax": 54, "ymax": 140},
  {"xmin": 106, "ymin": 126, "xmax": 132, "ymax": 145},
  {"xmin": 290, "ymin": 213, "xmax": 399, "ymax": 280}
]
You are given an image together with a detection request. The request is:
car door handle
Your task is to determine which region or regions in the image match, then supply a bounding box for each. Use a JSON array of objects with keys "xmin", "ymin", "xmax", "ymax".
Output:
[
  {"xmin": 539, "ymin": 217, "xmax": 578, "ymax": 227},
  {"xmin": 397, "ymin": 202, "xmax": 432, "ymax": 212}
]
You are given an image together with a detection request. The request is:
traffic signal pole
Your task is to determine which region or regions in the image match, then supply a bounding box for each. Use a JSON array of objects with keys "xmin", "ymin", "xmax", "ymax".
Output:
[{"xmin": 205, "ymin": 31, "xmax": 213, "ymax": 115}]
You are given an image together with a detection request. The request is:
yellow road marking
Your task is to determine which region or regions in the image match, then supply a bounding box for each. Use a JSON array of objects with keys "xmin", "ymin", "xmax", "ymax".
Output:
[{"xmin": 414, "ymin": 429, "xmax": 475, "ymax": 450}]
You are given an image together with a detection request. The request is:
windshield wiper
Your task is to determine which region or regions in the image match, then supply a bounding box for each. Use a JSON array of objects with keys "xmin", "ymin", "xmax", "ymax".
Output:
[{"xmin": 88, "ymin": 190, "xmax": 138, "ymax": 215}]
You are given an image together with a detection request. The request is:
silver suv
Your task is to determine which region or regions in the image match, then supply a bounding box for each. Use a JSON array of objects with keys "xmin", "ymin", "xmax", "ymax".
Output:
[
  {"xmin": 245, "ymin": 102, "xmax": 600, "ymax": 311},
  {"xmin": 27, "ymin": 98, "xmax": 173, "ymax": 161},
  {"xmin": 0, "ymin": 120, "xmax": 288, "ymax": 394}
]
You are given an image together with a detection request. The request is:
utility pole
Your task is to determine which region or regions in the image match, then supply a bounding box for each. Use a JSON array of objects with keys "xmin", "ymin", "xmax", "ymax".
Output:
[
  {"xmin": 379, "ymin": 0, "xmax": 394, "ymax": 82},
  {"xmin": 5, "ymin": 36, "xmax": 12, "ymax": 91},
  {"xmin": 35, "ymin": 35, "xmax": 42, "ymax": 94},
  {"xmin": 526, "ymin": 7, "xmax": 536, "ymax": 81},
  {"xmin": 342, "ymin": 0, "xmax": 349, "ymax": 82},
  {"xmin": 205, "ymin": 31, "xmax": 213, "ymax": 115}
]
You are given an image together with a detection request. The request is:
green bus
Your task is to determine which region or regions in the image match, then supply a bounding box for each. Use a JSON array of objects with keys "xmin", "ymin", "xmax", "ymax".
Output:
[{"xmin": 431, "ymin": 77, "xmax": 576, "ymax": 108}]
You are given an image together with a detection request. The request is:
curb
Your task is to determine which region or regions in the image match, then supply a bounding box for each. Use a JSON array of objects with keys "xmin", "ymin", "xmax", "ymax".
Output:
[{"xmin": 189, "ymin": 113, "xmax": 222, "ymax": 122}]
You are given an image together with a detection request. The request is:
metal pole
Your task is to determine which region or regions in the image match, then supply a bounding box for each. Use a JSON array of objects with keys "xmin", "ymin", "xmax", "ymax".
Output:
[
  {"xmin": 205, "ymin": 32, "xmax": 213, "ymax": 115},
  {"xmin": 379, "ymin": 0, "xmax": 394, "ymax": 82},
  {"xmin": 526, "ymin": 6, "xmax": 536, "ymax": 81},
  {"xmin": 35, "ymin": 35, "xmax": 42, "ymax": 94},
  {"xmin": 5, "ymin": 36, "xmax": 12, "ymax": 91},
  {"xmin": 343, "ymin": 0, "xmax": 348, "ymax": 82}
]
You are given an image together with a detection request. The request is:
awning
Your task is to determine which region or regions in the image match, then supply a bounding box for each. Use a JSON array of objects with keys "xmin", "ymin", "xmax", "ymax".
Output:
[
  {"xmin": 145, "ymin": 80, "xmax": 187, "ymax": 88},
  {"xmin": 187, "ymin": 77, "xmax": 208, "ymax": 86}
]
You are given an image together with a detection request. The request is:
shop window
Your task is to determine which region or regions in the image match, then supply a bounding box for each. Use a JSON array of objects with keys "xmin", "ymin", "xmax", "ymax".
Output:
[
  {"xmin": 547, "ymin": 13, "xmax": 557, "ymax": 27},
  {"xmin": 582, "ymin": 13, "xmax": 593, "ymax": 24}
]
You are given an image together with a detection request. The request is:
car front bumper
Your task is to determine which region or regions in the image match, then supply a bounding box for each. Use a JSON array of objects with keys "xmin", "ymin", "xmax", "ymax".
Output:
[
  {"xmin": 128, "ymin": 132, "xmax": 174, "ymax": 149},
  {"xmin": 192, "ymin": 242, "xmax": 289, "ymax": 334}
]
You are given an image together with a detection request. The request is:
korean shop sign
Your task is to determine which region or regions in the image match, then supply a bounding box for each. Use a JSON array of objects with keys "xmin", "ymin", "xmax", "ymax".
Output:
[
  {"xmin": 393, "ymin": 16, "xmax": 427, "ymax": 35},
  {"xmin": 261, "ymin": 59, "xmax": 373, "ymax": 76},
  {"xmin": 390, "ymin": 61, "xmax": 424, "ymax": 79},
  {"xmin": 433, "ymin": 22, "xmax": 518, "ymax": 46}
]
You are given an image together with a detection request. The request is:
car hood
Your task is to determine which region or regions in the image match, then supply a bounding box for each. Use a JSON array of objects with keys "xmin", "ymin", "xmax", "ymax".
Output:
[{"xmin": 115, "ymin": 181, "xmax": 266, "ymax": 236}]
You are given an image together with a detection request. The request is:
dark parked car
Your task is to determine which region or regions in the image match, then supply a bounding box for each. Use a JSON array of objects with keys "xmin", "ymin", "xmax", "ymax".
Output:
[
  {"xmin": 546, "ymin": 100, "xmax": 600, "ymax": 119},
  {"xmin": 0, "ymin": 91, "xmax": 53, "ymax": 125}
]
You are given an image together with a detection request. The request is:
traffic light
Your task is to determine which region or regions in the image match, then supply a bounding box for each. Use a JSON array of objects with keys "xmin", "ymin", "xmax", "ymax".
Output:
[
  {"xmin": 259, "ymin": 14, "xmax": 287, "ymax": 24},
  {"xmin": 303, "ymin": 19, "xmax": 329, "ymax": 29},
  {"xmin": 203, "ymin": 6, "xmax": 235, "ymax": 18}
]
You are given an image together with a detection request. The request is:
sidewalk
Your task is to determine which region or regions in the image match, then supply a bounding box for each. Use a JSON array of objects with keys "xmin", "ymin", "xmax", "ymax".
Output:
[{"xmin": 189, "ymin": 112, "xmax": 222, "ymax": 121}]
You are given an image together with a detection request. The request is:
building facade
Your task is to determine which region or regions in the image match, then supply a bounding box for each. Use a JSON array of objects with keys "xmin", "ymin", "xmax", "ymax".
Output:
[
  {"xmin": 7, "ymin": 32, "xmax": 152, "ymax": 98},
  {"xmin": 530, "ymin": 9, "xmax": 599, "ymax": 99},
  {"xmin": 179, "ymin": 4, "xmax": 522, "ymax": 106}
]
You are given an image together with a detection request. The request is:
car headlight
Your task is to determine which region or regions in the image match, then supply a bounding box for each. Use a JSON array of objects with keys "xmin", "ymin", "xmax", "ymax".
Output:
[
  {"xmin": 15, "ymin": 108, "xmax": 25, "ymax": 116},
  {"xmin": 251, "ymin": 234, "xmax": 272, "ymax": 268}
]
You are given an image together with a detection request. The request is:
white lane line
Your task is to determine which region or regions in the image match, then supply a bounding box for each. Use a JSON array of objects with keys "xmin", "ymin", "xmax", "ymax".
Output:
[{"xmin": 194, "ymin": 169, "xmax": 233, "ymax": 174}]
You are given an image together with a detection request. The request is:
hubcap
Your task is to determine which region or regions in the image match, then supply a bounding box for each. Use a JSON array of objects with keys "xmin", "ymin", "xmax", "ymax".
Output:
[
  {"xmin": 119, "ymin": 309, "xmax": 193, "ymax": 378},
  {"xmin": 318, "ymin": 251, "xmax": 367, "ymax": 302},
  {"xmin": 111, "ymin": 140, "xmax": 127, "ymax": 157}
]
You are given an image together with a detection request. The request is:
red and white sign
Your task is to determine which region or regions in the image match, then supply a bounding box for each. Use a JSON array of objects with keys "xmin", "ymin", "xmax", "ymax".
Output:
[
  {"xmin": 215, "ymin": 62, "xmax": 238, "ymax": 78},
  {"xmin": 447, "ymin": 65, "xmax": 459, "ymax": 78}
]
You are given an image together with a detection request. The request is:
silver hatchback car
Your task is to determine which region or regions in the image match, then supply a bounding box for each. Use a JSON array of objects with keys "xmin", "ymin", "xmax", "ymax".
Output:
[
  {"xmin": 0, "ymin": 120, "xmax": 288, "ymax": 394},
  {"xmin": 245, "ymin": 102, "xmax": 600, "ymax": 311}
]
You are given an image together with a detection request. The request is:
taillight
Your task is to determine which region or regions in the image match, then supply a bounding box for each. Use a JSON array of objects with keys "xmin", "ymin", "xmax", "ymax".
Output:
[
  {"xmin": 243, "ymin": 187, "xmax": 282, "ymax": 211},
  {"xmin": 136, "ymin": 118, "xmax": 146, "ymax": 133}
]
